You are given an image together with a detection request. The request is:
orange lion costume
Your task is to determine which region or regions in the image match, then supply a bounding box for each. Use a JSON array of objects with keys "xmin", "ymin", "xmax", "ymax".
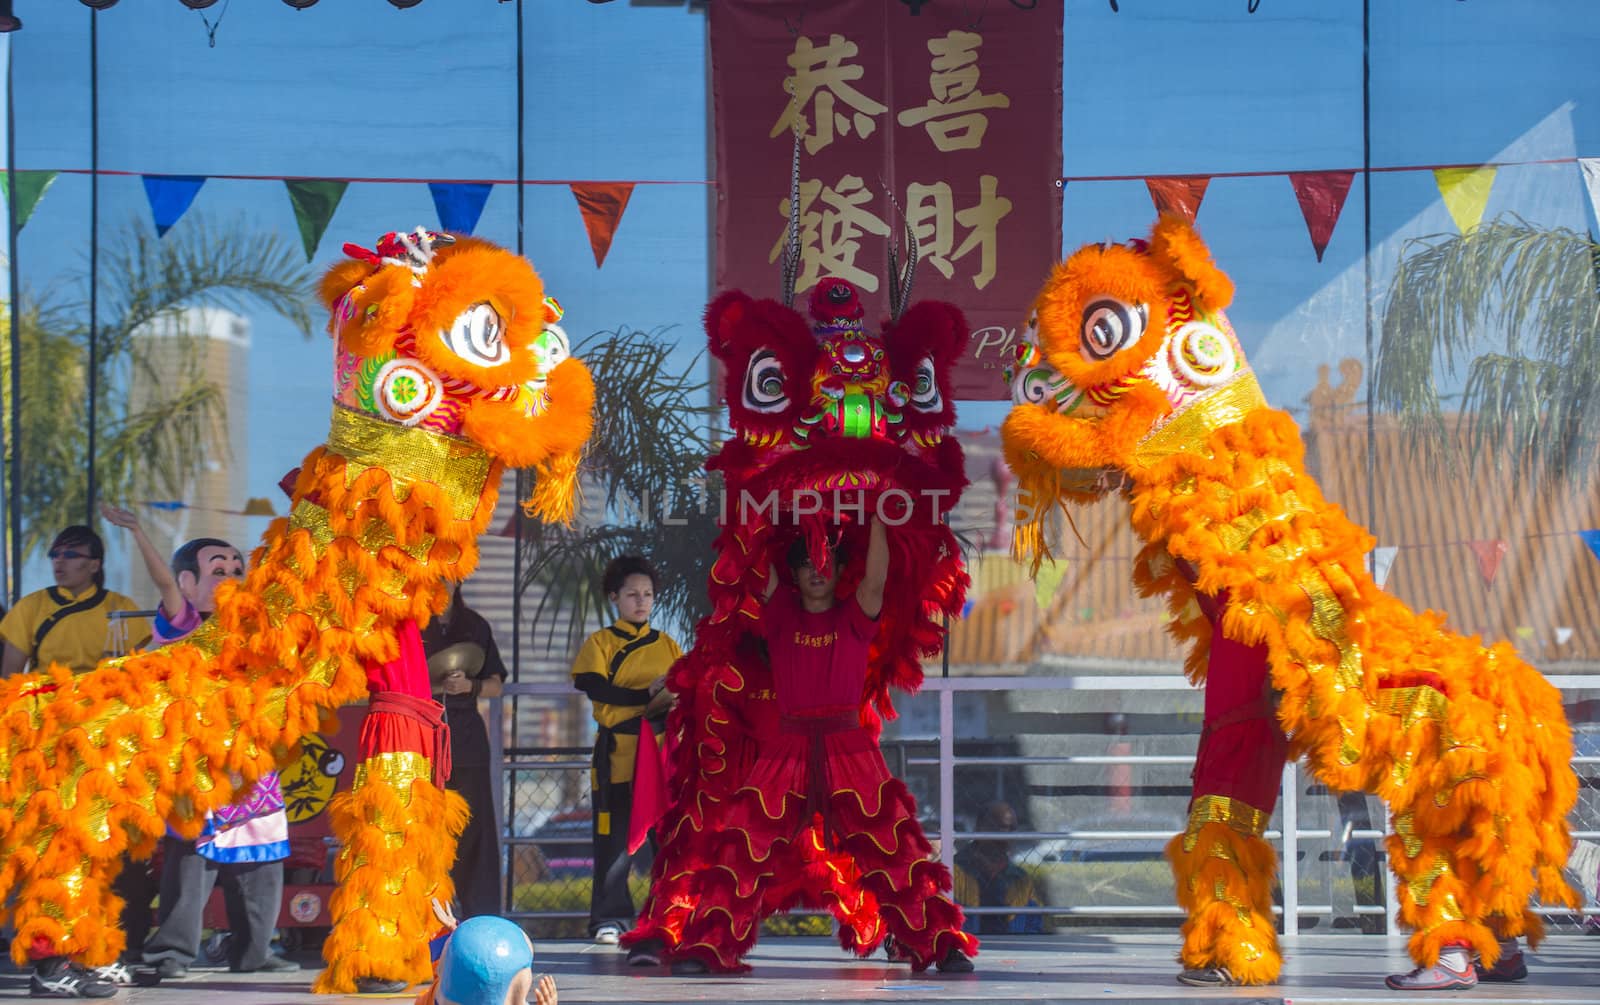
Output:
[
  {"xmin": 999, "ymin": 217, "xmax": 1578, "ymax": 985},
  {"xmin": 0, "ymin": 228, "xmax": 594, "ymax": 993}
]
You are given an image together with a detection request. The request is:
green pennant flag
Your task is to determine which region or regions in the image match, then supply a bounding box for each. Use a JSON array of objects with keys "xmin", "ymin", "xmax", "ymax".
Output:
[
  {"xmin": 284, "ymin": 179, "xmax": 349, "ymax": 261},
  {"xmin": 0, "ymin": 171, "xmax": 58, "ymax": 231}
]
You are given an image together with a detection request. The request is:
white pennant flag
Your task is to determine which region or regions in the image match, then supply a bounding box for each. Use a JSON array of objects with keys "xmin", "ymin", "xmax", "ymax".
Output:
[
  {"xmin": 1366, "ymin": 546, "xmax": 1399, "ymax": 588},
  {"xmin": 1581, "ymin": 158, "xmax": 1600, "ymax": 234},
  {"xmin": 1556, "ymin": 626, "xmax": 1575, "ymax": 646}
]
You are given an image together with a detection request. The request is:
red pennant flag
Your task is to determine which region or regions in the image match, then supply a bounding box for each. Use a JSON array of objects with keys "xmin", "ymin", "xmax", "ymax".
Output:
[
  {"xmin": 570, "ymin": 182, "xmax": 635, "ymax": 268},
  {"xmin": 1467, "ymin": 539, "xmax": 1507, "ymax": 588},
  {"xmin": 1146, "ymin": 176, "xmax": 1210, "ymax": 224},
  {"xmin": 1288, "ymin": 171, "xmax": 1354, "ymax": 262}
]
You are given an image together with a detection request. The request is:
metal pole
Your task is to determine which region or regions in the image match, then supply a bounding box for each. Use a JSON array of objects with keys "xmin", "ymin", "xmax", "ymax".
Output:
[
  {"xmin": 1361, "ymin": 0, "xmax": 1377, "ymax": 542},
  {"xmin": 5, "ymin": 36, "xmax": 21, "ymax": 604},
  {"xmin": 937, "ymin": 687, "xmax": 954, "ymax": 869},
  {"xmin": 1280, "ymin": 761, "xmax": 1299, "ymax": 938},
  {"xmin": 85, "ymin": 8, "xmax": 99, "ymax": 523}
]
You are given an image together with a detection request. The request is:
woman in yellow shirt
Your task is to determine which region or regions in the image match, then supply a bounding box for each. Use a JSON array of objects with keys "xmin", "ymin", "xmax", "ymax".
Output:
[
  {"xmin": 569, "ymin": 555, "xmax": 681, "ymax": 946},
  {"xmin": 0, "ymin": 525, "xmax": 148, "ymax": 677}
]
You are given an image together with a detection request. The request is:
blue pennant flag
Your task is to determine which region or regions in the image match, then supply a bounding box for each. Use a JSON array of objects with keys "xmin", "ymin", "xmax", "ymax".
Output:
[
  {"xmin": 1580, "ymin": 529, "xmax": 1600, "ymax": 566},
  {"xmin": 141, "ymin": 175, "xmax": 207, "ymax": 237},
  {"xmin": 428, "ymin": 182, "xmax": 493, "ymax": 236}
]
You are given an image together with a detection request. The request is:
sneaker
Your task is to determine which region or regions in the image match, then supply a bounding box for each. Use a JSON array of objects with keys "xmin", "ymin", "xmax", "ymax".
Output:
[
  {"xmin": 1177, "ymin": 966, "xmax": 1244, "ymax": 987},
  {"xmin": 935, "ymin": 948, "xmax": 974, "ymax": 973},
  {"xmin": 593, "ymin": 924, "xmax": 622, "ymax": 946},
  {"xmin": 882, "ymin": 935, "xmax": 911, "ymax": 963},
  {"xmin": 626, "ymin": 938, "xmax": 664, "ymax": 967},
  {"xmin": 89, "ymin": 962, "xmax": 133, "ymax": 987},
  {"xmin": 669, "ymin": 957, "xmax": 710, "ymax": 976},
  {"xmin": 1385, "ymin": 959, "xmax": 1478, "ymax": 991},
  {"xmin": 234, "ymin": 955, "xmax": 302, "ymax": 974},
  {"xmin": 28, "ymin": 958, "xmax": 117, "ymax": 999},
  {"xmin": 154, "ymin": 957, "xmax": 191, "ymax": 980},
  {"xmin": 355, "ymin": 977, "xmax": 409, "ymax": 994},
  {"xmin": 1474, "ymin": 950, "xmax": 1527, "ymax": 983}
]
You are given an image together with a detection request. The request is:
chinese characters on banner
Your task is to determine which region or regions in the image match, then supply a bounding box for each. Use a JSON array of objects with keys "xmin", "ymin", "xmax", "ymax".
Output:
[{"xmin": 711, "ymin": 0, "xmax": 1063, "ymax": 400}]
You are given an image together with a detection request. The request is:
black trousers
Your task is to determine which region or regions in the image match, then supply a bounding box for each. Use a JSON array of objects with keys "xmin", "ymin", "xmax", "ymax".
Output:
[
  {"xmin": 589, "ymin": 778, "xmax": 638, "ymax": 934},
  {"xmin": 112, "ymin": 857, "xmax": 160, "ymax": 960},
  {"xmin": 141, "ymin": 837, "xmax": 284, "ymax": 971}
]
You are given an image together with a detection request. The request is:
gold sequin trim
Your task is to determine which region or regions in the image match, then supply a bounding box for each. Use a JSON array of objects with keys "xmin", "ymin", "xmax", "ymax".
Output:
[
  {"xmin": 352, "ymin": 751, "xmax": 432, "ymax": 807},
  {"xmin": 1394, "ymin": 812, "xmax": 1422, "ymax": 857},
  {"xmin": 327, "ymin": 406, "xmax": 491, "ymax": 523},
  {"xmin": 1375, "ymin": 685, "xmax": 1449, "ymax": 730},
  {"xmin": 1133, "ymin": 372, "xmax": 1267, "ymax": 465},
  {"xmin": 1299, "ymin": 572, "xmax": 1364, "ymax": 693},
  {"xmin": 1182, "ymin": 794, "xmax": 1269, "ymax": 850}
]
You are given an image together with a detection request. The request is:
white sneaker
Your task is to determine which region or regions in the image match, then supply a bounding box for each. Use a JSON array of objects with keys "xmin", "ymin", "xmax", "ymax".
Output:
[
  {"xmin": 90, "ymin": 962, "xmax": 134, "ymax": 987},
  {"xmin": 593, "ymin": 924, "xmax": 622, "ymax": 946}
]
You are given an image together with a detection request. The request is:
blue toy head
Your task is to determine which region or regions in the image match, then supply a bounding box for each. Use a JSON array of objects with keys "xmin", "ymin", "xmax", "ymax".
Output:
[{"xmin": 436, "ymin": 916, "xmax": 535, "ymax": 1005}]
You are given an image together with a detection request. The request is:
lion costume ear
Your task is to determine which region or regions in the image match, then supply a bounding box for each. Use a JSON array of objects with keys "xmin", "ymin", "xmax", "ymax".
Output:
[
  {"xmin": 704, "ymin": 290, "xmax": 756, "ymax": 359},
  {"xmin": 1148, "ymin": 214, "xmax": 1234, "ymax": 312},
  {"xmin": 318, "ymin": 261, "xmax": 416, "ymax": 357}
]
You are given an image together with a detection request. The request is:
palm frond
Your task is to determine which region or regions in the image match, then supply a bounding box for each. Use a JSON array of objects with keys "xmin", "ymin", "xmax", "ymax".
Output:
[
  {"xmin": 1374, "ymin": 214, "xmax": 1600, "ymax": 480},
  {"xmin": 2, "ymin": 215, "xmax": 316, "ymax": 559},
  {"xmin": 517, "ymin": 327, "xmax": 718, "ymax": 655}
]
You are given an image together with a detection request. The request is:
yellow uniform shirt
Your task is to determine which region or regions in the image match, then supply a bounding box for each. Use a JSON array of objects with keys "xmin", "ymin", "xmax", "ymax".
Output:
[
  {"xmin": 570, "ymin": 620, "xmax": 682, "ymax": 784},
  {"xmin": 0, "ymin": 585, "xmax": 150, "ymax": 674}
]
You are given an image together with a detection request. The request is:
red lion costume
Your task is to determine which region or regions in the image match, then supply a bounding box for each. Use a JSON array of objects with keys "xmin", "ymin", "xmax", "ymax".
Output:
[{"xmin": 622, "ymin": 280, "xmax": 979, "ymax": 973}]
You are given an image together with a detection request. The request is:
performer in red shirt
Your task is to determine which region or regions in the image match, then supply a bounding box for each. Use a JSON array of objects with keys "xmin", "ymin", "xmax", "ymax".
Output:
[{"xmin": 668, "ymin": 517, "xmax": 976, "ymax": 975}]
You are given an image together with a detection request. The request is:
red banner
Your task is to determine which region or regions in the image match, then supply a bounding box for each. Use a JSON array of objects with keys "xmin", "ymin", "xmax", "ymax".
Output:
[{"xmin": 711, "ymin": 0, "xmax": 1063, "ymax": 400}]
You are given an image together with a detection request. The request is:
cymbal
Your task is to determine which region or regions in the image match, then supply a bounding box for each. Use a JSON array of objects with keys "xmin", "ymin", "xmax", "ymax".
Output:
[{"xmin": 427, "ymin": 641, "xmax": 485, "ymax": 685}]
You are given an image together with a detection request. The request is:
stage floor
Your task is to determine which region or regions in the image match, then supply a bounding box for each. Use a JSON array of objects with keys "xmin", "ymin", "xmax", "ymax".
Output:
[{"xmin": 2, "ymin": 934, "xmax": 1594, "ymax": 1003}]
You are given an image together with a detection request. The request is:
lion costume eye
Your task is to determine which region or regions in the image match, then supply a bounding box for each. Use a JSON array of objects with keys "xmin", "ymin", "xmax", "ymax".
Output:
[
  {"xmin": 442, "ymin": 302, "xmax": 510, "ymax": 367},
  {"xmin": 743, "ymin": 350, "xmax": 788, "ymax": 413},
  {"xmin": 1080, "ymin": 298, "xmax": 1148, "ymax": 361},
  {"xmin": 909, "ymin": 357, "xmax": 942, "ymax": 412}
]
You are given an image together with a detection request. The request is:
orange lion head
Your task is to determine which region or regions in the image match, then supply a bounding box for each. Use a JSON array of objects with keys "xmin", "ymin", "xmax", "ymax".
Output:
[
  {"xmin": 1000, "ymin": 216, "xmax": 1264, "ymax": 563},
  {"xmin": 318, "ymin": 228, "xmax": 595, "ymax": 523}
]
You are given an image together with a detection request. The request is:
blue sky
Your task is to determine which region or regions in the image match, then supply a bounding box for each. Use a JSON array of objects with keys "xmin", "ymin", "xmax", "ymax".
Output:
[{"xmin": 4, "ymin": 0, "xmax": 1599, "ymax": 588}]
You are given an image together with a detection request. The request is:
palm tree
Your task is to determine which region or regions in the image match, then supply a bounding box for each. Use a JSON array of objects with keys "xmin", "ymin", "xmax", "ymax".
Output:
[
  {"xmin": 517, "ymin": 327, "xmax": 719, "ymax": 654},
  {"xmin": 1373, "ymin": 214, "xmax": 1600, "ymax": 478},
  {"xmin": 3, "ymin": 215, "xmax": 315, "ymax": 557}
]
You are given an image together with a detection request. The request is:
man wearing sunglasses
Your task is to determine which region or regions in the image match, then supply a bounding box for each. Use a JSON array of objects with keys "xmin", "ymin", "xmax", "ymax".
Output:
[{"xmin": 0, "ymin": 524, "xmax": 148, "ymax": 678}]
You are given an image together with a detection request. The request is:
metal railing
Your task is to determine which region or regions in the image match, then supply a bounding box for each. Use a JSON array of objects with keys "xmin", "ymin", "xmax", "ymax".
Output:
[{"xmin": 492, "ymin": 674, "xmax": 1600, "ymax": 933}]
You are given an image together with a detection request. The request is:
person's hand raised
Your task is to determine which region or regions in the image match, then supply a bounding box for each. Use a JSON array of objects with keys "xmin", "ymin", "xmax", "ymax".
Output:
[{"xmin": 99, "ymin": 503, "xmax": 142, "ymax": 531}]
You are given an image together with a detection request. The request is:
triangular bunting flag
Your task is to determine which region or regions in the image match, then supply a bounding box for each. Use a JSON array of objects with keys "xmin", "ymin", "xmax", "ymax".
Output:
[
  {"xmin": 1555, "ymin": 626, "xmax": 1574, "ymax": 646},
  {"xmin": 1146, "ymin": 176, "xmax": 1210, "ymax": 224},
  {"xmin": 0, "ymin": 170, "xmax": 57, "ymax": 231},
  {"xmin": 284, "ymin": 179, "xmax": 349, "ymax": 262},
  {"xmin": 1033, "ymin": 560, "xmax": 1067, "ymax": 611},
  {"xmin": 571, "ymin": 182, "xmax": 635, "ymax": 268},
  {"xmin": 1514, "ymin": 625, "xmax": 1535, "ymax": 641},
  {"xmin": 1580, "ymin": 158, "xmax": 1600, "ymax": 234},
  {"xmin": 141, "ymin": 175, "xmax": 207, "ymax": 237},
  {"xmin": 428, "ymin": 182, "xmax": 493, "ymax": 237},
  {"xmin": 1367, "ymin": 545, "xmax": 1399, "ymax": 588},
  {"xmin": 1579, "ymin": 529, "xmax": 1600, "ymax": 566},
  {"xmin": 1467, "ymin": 538, "xmax": 1507, "ymax": 588},
  {"xmin": 1288, "ymin": 171, "xmax": 1354, "ymax": 262},
  {"xmin": 1433, "ymin": 166, "xmax": 1497, "ymax": 234}
]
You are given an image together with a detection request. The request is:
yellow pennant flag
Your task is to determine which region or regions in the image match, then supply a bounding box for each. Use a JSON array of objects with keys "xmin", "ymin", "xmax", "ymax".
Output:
[
  {"xmin": 1433, "ymin": 166, "xmax": 1497, "ymax": 233},
  {"xmin": 1033, "ymin": 560, "xmax": 1068, "ymax": 611}
]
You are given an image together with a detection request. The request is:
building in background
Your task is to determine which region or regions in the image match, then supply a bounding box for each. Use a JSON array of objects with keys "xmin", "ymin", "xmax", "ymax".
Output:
[{"xmin": 118, "ymin": 306, "xmax": 253, "ymax": 606}]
